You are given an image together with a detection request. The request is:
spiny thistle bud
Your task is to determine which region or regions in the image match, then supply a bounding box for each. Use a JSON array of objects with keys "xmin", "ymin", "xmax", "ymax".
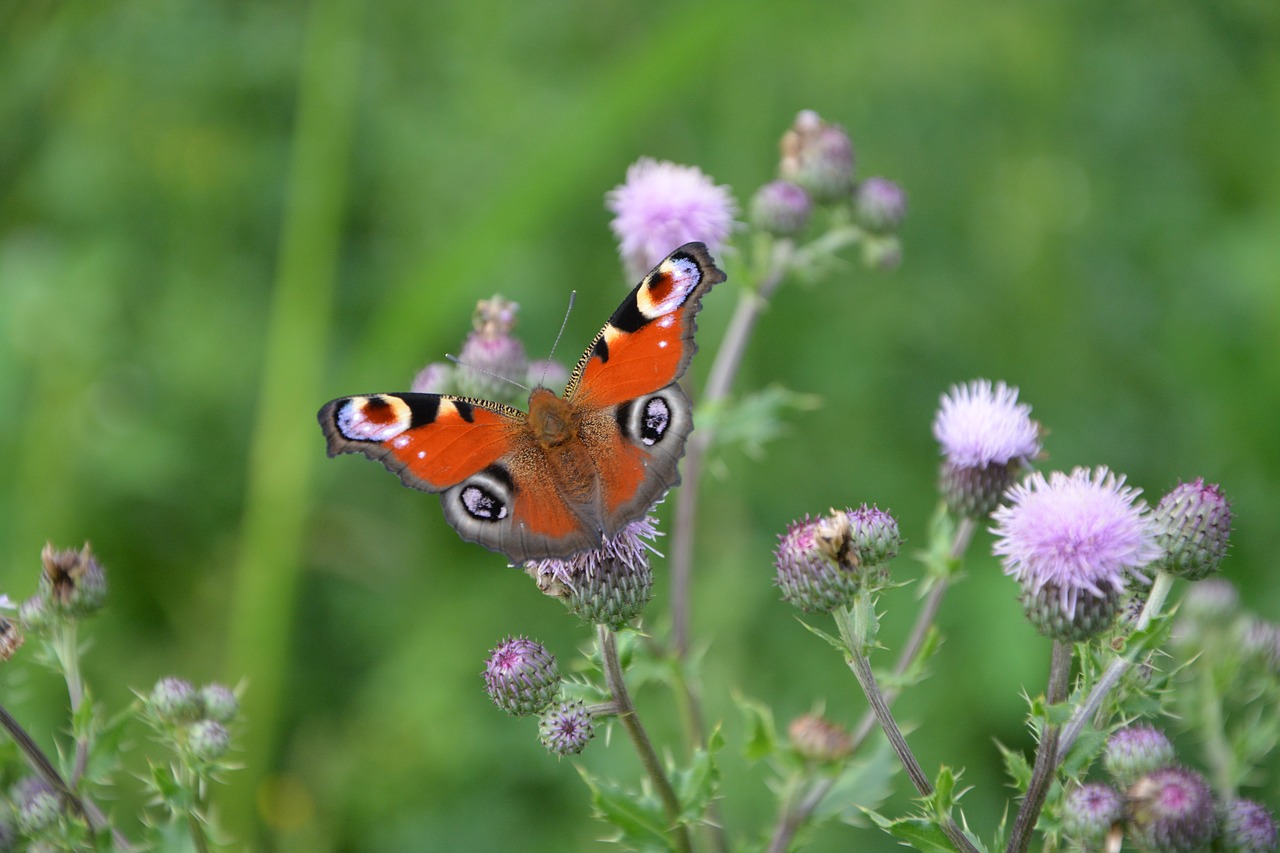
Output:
[
  {"xmin": 146, "ymin": 676, "xmax": 202, "ymax": 723},
  {"xmin": 1104, "ymin": 724, "xmax": 1176, "ymax": 788},
  {"xmin": 12, "ymin": 777, "xmax": 60, "ymax": 835},
  {"xmin": 933, "ymin": 380, "xmax": 1041, "ymax": 519},
  {"xmin": 188, "ymin": 719, "xmax": 232, "ymax": 762},
  {"xmin": 455, "ymin": 295, "xmax": 529, "ymax": 402},
  {"xmin": 526, "ymin": 518, "xmax": 658, "ymax": 630},
  {"xmin": 1220, "ymin": 799, "xmax": 1278, "ymax": 853},
  {"xmin": 788, "ymin": 714, "xmax": 853, "ymax": 763},
  {"xmin": 993, "ymin": 467, "xmax": 1160, "ymax": 642},
  {"xmin": 779, "ymin": 110, "xmax": 855, "ymax": 203},
  {"xmin": 483, "ymin": 636, "xmax": 561, "ymax": 717},
  {"xmin": 410, "ymin": 361, "xmax": 453, "ymax": 394},
  {"xmin": 1151, "ymin": 479, "xmax": 1231, "ymax": 580},
  {"xmin": 853, "ymin": 177, "xmax": 907, "ymax": 233},
  {"xmin": 1060, "ymin": 783, "xmax": 1125, "ymax": 846},
  {"xmin": 199, "ymin": 683, "xmax": 239, "ymax": 724},
  {"xmin": 0, "ymin": 618, "xmax": 22, "ymax": 663},
  {"xmin": 538, "ymin": 699, "xmax": 595, "ymax": 756},
  {"xmin": 1127, "ymin": 766, "xmax": 1219, "ymax": 853},
  {"xmin": 750, "ymin": 180, "xmax": 812, "ymax": 236},
  {"xmin": 39, "ymin": 542, "xmax": 107, "ymax": 617},
  {"xmin": 775, "ymin": 507, "xmax": 899, "ymax": 613}
]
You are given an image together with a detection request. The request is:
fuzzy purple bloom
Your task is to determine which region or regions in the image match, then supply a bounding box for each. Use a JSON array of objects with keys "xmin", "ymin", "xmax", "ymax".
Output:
[
  {"xmin": 854, "ymin": 177, "xmax": 908, "ymax": 232},
  {"xmin": 525, "ymin": 517, "xmax": 660, "ymax": 628},
  {"xmin": 934, "ymin": 380, "xmax": 1040, "ymax": 470},
  {"xmin": 992, "ymin": 467, "xmax": 1161, "ymax": 628},
  {"xmin": 1128, "ymin": 767, "xmax": 1219, "ymax": 852},
  {"xmin": 607, "ymin": 158, "xmax": 737, "ymax": 280},
  {"xmin": 1221, "ymin": 799, "xmax": 1278, "ymax": 853}
]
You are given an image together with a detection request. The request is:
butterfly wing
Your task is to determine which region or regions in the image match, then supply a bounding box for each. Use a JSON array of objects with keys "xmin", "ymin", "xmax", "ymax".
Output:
[{"xmin": 318, "ymin": 393, "xmax": 600, "ymax": 561}]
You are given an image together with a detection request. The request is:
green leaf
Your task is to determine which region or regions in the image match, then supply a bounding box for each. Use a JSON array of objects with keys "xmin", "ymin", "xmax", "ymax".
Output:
[
  {"xmin": 860, "ymin": 808, "xmax": 963, "ymax": 853},
  {"xmin": 796, "ymin": 618, "xmax": 850, "ymax": 657},
  {"xmin": 699, "ymin": 384, "xmax": 823, "ymax": 461},
  {"xmin": 825, "ymin": 737, "xmax": 899, "ymax": 826},
  {"xmin": 995, "ymin": 740, "xmax": 1032, "ymax": 790},
  {"xmin": 579, "ymin": 767, "xmax": 669, "ymax": 850},
  {"xmin": 734, "ymin": 692, "xmax": 778, "ymax": 761},
  {"xmin": 673, "ymin": 745, "xmax": 719, "ymax": 821}
]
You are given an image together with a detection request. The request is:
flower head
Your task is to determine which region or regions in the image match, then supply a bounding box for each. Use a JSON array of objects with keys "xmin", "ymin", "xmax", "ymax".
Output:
[
  {"xmin": 992, "ymin": 467, "xmax": 1160, "ymax": 640},
  {"xmin": 538, "ymin": 699, "xmax": 595, "ymax": 756},
  {"xmin": 750, "ymin": 180, "xmax": 812, "ymax": 236},
  {"xmin": 188, "ymin": 719, "xmax": 232, "ymax": 763},
  {"xmin": 607, "ymin": 158, "xmax": 737, "ymax": 280},
  {"xmin": 779, "ymin": 110, "xmax": 855, "ymax": 202},
  {"xmin": 1127, "ymin": 767, "xmax": 1219, "ymax": 852},
  {"xmin": 1104, "ymin": 724, "xmax": 1176, "ymax": 787},
  {"xmin": 410, "ymin": 361, "xmax": 453, "ymax": 394},
  {"xmin": 525, "ymin": 518, "xmax": 659, "ymax": 629},
  {"xmin": 1061, "ymin": 783, "xmax": 1125, "ymax": 846},
  {"xmin": 200, "ymin": 683, "xmax": 240, "ymax": 723},
  {"xmin": 789, "ymin": 713, "xmax": 853, "ymax": 763},
  {"xmin": 483, "ymin": 636, "xmax": 561, "ymax": 717},
  {"xmin": 455, "ymin": 295, "xmax": 529, "ymax": 403},
  {"xmin": 934, "ymin": 381, "xmax": 1041, "ymax": 518},
  {"xmin": 853, "ymin": 177, "xmax": 907, "ymax": 233},
  {"xmin": 774, "ymin": 506, "xmax": 900, "ymax": 613},
  {"xmin": 1151, "ymin": 478, "xmax": 1231, "ymax": 580},
  {"xmin": 146, "ymin": 676, "xmax": 202, "ymax": 723},
  {"xmin": 1221, "ymin": 799, "xmax": 1278, "ymax": 853},
  {"xmin": 40, "ymin": 542, "xmax": 107, "ymax": 617}
]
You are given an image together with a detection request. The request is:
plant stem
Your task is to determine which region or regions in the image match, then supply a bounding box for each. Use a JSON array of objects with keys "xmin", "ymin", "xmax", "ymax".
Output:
[
  {"xmin": 53, "ymin": 623, "xmax": 91, "ymax": 787},
  {"xmin": 1007, "ymin": 639, "xmax": 1072, "ymax": 853},
  {"xmin": 597, "ymin": 626, "xmax": 693, "ymax": 853}
]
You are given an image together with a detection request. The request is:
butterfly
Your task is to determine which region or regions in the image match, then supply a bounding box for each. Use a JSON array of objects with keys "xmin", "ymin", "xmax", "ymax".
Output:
[{"xmin": 318, "ymin": 243, "xmax": 726, "ymax": 563}]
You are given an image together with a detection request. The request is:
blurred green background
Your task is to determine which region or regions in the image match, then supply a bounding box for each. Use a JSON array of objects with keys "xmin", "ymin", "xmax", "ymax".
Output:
[{"xmin": 2, "ymin": 1, "xmax": 1278, "ymax": 850}]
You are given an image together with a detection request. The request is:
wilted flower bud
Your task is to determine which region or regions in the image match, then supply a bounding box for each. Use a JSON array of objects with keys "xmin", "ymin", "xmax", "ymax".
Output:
[
  {"xmin": 788, "ymin": 714, "xmax": 853, "ymax": 763},
  {"xmin": 455, "ymin": 295, "xmax": 529, "ymax": 401},
  {"xmin": 526, "ymin": 519, "xmax": 658, "ymax": 629},
  {"xmin": 1220, "ymin": 799, "xmax": 1278, "ymax": 853},
  {"xmin": 39, "ymin": 543, "xmax": 107, "ymax": 617},
  {"xmin": 188, "ymin": 719, "xmax": 232, "ymax": 762},
  {"xmin": 933, "ymin": 380, "xmax": 1041, "ymax": 519},
  {"xmin": 1104, "ymin": 725, "xmax": 1176, "ymax": 787},
  {"xmin": 200, "ymin": 683, "xmax": 239, "ymax": 723},
  {"xmin": 538, "ymin": 699, "xmax": 595, "ymax": 756},
  {"xmin": 483, "ymin": 637, "xmax": 560, "ymax": 717},
  {"xmin": 1151, "ymin": 479, "xmax": 1231, "ymax": 580},
  {"xmin": 853, "ymin": 177, "xmax": 907, "ymax": 233},
  {"xmin": 780, "ymin": 110, "xmax": 855, "ymax": 203},
  {"xmin": 1127, "ymin": 767, "xmax": 1218, "ymax": 853},
  {"xmin": 147, "ymin": 677, "xmax": 202, "ymax": 723},
  {"xmin": 12, "ymin": 777, "xmax": 61, "ymax": 835},
  {"xmin": 750, "ymin": 180, "xmax": 812, "ymax": 236},
  {"xmin": 0, "ymin": 618, "xmax": 22, "ymax": 663},
  {"xmin": 1060, "ymin": 783, "xmax": 1125, "ymax": 846}
]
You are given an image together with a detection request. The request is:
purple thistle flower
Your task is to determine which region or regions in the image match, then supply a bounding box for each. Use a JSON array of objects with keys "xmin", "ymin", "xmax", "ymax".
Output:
[
  {"xmin": 1127, "ymin": 766, "xmax": 1219, "ymax": 852},
  {"xmin": 853, "ymin": 177, "xmax": 908, "ymax": 233},
  {"xmin": 750, "ymin": 179, "xmax": 812, "ymax": 236},
  {"xmin": 455, "ymin": 295, "xmax": 529, "ymax": 402},
  {"xmin": 1061, "ymin": 783, "xmax": 1125, "ymax": 846},
  {"xmin": 606, "ymin": 158, "xmax": 737, "ymax": 280},
  {"xmin": 483, "ymin": 636, "xmax": 560, "ymax": 717},
  {"xmin": 525, "ymin": 517, "xmax": 660, "ymax": 629},
  {"xmin": 933, "ymin": 380, "xmax": 1041, "ymax": 518},
  {"xmin": 774, "ymin": 506, "xmax": 900, "ymax": 613},
  {"xmin": 1221, "ymin": 799, "xmax": 1278, "ymax": 853},
  {"xmin": 992, "ymin": 467, "xmax": 1161, "ymax": 639},
  {"xmin": 538, "ymin": 699, "xmax": 595, "ymax": 756},
  {"xmin": 779, "ymin": 110, "xmax": 856, "ymax": 203}
]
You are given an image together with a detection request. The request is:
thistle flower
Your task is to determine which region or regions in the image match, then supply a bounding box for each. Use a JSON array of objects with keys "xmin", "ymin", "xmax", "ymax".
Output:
[
  {"xmin": 146, "ymin": 676, "xmax": 202, "ymax": 723},
  {"xmin": 933, "ymin": 380, "xmax": 1040, "ymax": 518},
  {"xmin": 1127, "ymin": 766, "xmax": 1219, "ymax": 853},
  {"xmin": 774, "ymin": 506, "xmax": 900, "ymax": 613},
  {"xmin": 39, "ymin": 542, "xmax": 107, "ymax": 617},
  {"xmin": 200, "ymin": 683, "xmax": 239, "ymax": 724},
  {"xmin": 606, "ymin": 158, "xmax": 737, "ymax": 280},
  {"xmin": 1220, "ymin": 799, "xmax": 1278, "ymax": 853},
  {"xmin": 1060, "ymin": 783, "xmax": 1125, "ymax": 846},
  {"xmin": 992, "ymin": 467, "xmax": 1161, "ymax": 641},
  {"xmin": 1151, "ymin": 478, "xmax": 1231, "ymax": 580},
  {"xmin": 538, "ymin": 699, "xmax": 595, "ymax": 756},
  {"xmin": 1104, "ymin": 725, "xmax": 1176, "ymax": 787},
  {"xmin": 525, "ymin": 518, "xmax": 658, "ymax": 629},
  {"xmin": 188, "ymin": 719, "xmax": 232, "ymax": 763},
  {"xmin": 788, "ymin": 714, "xmax": 853, "ymax": 763},
  {"xmin": 455, "ymin": 295, "xmax": 529, "ymax": 401},
  {"xmin": 750, "ymin": 180, "xmax": 811, "ymax": 236},
  {"xmin": 779, "ymin": 110, "xmax": 855, "ymax": 202},
  {"xmin": 853, "ymin": 177, "xmax": 907, "ymax": 233},
  {"xmin": 483, "ymin": 636, "xmax": 561, "ymax": 717}
]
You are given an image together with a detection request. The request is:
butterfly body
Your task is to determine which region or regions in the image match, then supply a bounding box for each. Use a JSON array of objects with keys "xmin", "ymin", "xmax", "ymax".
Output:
[{"xmin": 319, "ymin": 243, "xmax": 725, "ymax": 563}]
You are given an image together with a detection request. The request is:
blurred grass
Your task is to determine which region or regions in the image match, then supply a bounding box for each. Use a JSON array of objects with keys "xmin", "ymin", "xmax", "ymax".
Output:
[{"xmin": 2, "ymin": 1, "xmax": 1279, "ymax": 851}]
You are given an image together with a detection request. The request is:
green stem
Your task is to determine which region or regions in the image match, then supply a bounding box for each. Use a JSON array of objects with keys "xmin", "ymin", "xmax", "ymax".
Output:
[
  {"xmin": 1006, "ymin": 640, "xmax": 1072, "ymax": 853},
  {"xmin": 53, "ymin": 623, "xmax": 90, "ymax": 787},
  {"xmin": 597, "ymin": 626, "xmax": 693, "ymax": 853}
]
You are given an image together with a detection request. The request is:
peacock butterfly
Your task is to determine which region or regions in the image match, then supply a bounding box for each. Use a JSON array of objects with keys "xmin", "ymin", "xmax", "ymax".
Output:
[{"xmin": 318, "ymin": 243, "xmax": 726, "ymax": 563}]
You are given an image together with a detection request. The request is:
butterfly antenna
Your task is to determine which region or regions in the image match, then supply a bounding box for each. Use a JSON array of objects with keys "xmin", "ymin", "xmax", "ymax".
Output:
[
  {"xmin": 541, "ymin": 290, "xmax": 576, "ymax": 386},
  {"xmin": 445, "ymin": 353, "xmax": 532, "ymax": 395}
]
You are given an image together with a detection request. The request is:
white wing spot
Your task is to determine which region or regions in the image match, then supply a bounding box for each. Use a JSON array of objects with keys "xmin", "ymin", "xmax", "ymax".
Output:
[
  {"xmin": 393, "ymin": 435, "xmax": 410, "ymax": 449},
  {"xmin": 417, "ymin": 450, "xmax": 427, "ymax": 459}
]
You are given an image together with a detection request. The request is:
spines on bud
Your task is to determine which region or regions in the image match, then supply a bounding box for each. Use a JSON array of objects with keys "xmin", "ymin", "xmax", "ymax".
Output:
[
  {"xmin": 483, "ymin": 636, "xmax": 561, "ymax": 717},
  {"xmin": 774, "ymin": 506, "xmax": 900, "ymax": 613},
  {"xmin": 1103, "ymin": 724, "xmax": 1176, "ymax": 787},
  {"xmin": 1152, "ymin": 478, "xmax": 1231, "ymax": 580},
  {"xmin": 538, "ymin": 699, "xmax": 595, "ymax": 756}
]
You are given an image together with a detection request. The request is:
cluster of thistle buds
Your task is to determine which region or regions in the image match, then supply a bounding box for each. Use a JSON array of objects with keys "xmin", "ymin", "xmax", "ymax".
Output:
[
  {"xmin": 1061, "ymin": 724, "xmax": 1277, "ymax": 853},
  {"xmin": 774, "ymin": 505, "xmax": 901, "ymax": 614},
  {"xmin": 482, "ymin": 636, "xmax": 594, "ymax": 756},
  {"xmin": 751, "ymin": 110, "xmax": 907, "ymax": 269},
  {"xmin": 141, "ymin": 676, "xmax": 240, "ymax": 766}
]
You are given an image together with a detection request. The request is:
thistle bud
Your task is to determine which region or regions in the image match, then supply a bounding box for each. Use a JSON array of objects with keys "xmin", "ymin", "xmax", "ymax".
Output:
[
  {"xmin": 788, "ymin": 714, "xmax": 853, "ymax": 763},
  {"xmin": 775, "ymin": 506, "xmax": 899, "ymax": 613},
  {"xmin": 526, "ymin": 519, "xmax": 658, "ymax": 629},
  {"xmin": 147, "ymin": 676, "xmax": 202, "ymax": 723},
  {"xmin": 1127, "ymin": 767, "xmax": 1219, "ymax": 853},
  {"xmin": 200, "ymin": 683, "xmax": 240, "ymax": 723},
  {"xmin": 1104, "ymin": 725, "xmax": 1176, "ymax": 787},
  {"xmin": 779, "ymin": 110, "xmax": 855, "ymax": 203},
  {"xmin": 1151, "ymin": 479, "xmax": 1231, "ymax": 580},
  {"xmin": 12, "ymin": 777, "xmax": 60, "ymax": 835},
  {"xmin": 39, "ymin": 542, "xmax": 107, "ymax": 617},
  {"xmin": 853, "ymin": 177, "xmax": 907, "ymax": 233},
  {"xmin": 483, "ymin": 637, "xmax": 560, "ymax": 717},
  {"xmin": 455, "ymin": 295, "xmax": 528, "ymax": 401},
  {"xmin": 189, "ymin": 719, "xmax": 232, "ymax": 762},
  {"xmin": 1220, "ymin": 799, "xmax": 1278, "ymax": 853},
  {"xmin": 750, "ymin": 180, "xmax": 812, "ymax": 236},
  {"xmin": 538, "ymin": 699, "xmax": 595, "ymax": 756},
  {"xmin": 933, "ymin": 380, "xmax": 1041, "ymax": 519},
  {"xmin": 1060, "ymin": 783, "xmax": 1125, "ymax": 846}
]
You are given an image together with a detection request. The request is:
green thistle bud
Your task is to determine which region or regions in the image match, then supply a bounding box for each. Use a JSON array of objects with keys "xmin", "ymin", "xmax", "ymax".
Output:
[
  {"xmin": 853, "ymin": 177, "xmax": 907, "ymax": 233},
  {"xmin": 750, "ymin": 180, "xmax": 812, "ymax": 236},
  {"xmin": 147, "ymin": 676, "xmax": 202, "ymax": 723},
  {"xmin": 1152, "ymin": 479, "xmax": 1231, "ymax": 580},
  {"xmin": 483, "ymin": 637, "xmax": 560, "ymax": 717},
  {"xmin": 12, "ymin": 778, "xmax": 60, "ymax": 835},
  {"xmin": 188, "ymin": 719, "xmax": 231, "ymax": 762},
  {"xmin": 1020, "ymin": 581, "xmax": 1123, "ymax": 642},
  {"xmin": 39, "ymin": 542, "xmax": 107, "ymax": 617},
  {"xmin": 1220, "ymin": 799, "xmax": 1277, "ymax": 853},
  {"xmin": 774, "ymin": 506, "xmax": 900, "ymax": 613},
  {"xmin": 527, "ymin": 519, "xmax": 657, "ymax": 629},
  {"xmin": 18, "ymin": 595, "xmax": 51, "ymax": 635},
  {"xmin": 199, "ymin": 683, "xmax": 239, "ymax": 723},
  {"xmin": 1060, "ymin": 783, "xmax": 1125, "ymax": 847},
  {"xmin": 1127, "ymin": 767, "xmax": 1219, "ymax": 853},
  {"xmin": 538, "ymin": 699, "xmax": 595, "ymax": 756},
  {"xmin": 788, "ymin": 714, "xmax": 853, "ymax": 763},
  {"xmin": 1104, "ymin": 725, "xmax": 1176, "ymax": 788}
]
